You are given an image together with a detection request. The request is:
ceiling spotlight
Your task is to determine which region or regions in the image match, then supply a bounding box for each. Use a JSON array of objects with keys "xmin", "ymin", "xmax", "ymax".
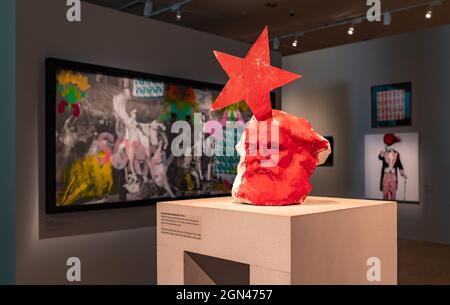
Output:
[
  {"xmin": 170, "ymin": 4, "xmax": 182, "ymax": 21},
  {"xmin": 176, "ymin": 9, "xmax": 182, "ymax": 21},
  {"xmin": 383, "ymin": 11, "xmax": 392, "ymax": 26},
  {"xmin": 143, "ymin": 0, "xmax": 153, "ymax": 17},
  {"xmin": 273, "ymin": 38, "xmax": 280, "ymax": 50},
  {"xmin": 347, "ymin": 26, "xmax": 355, "ymax": 35},
  {"xmin": 348, "ymin": 18, "xmax": 362, "ymax": 35},
  {"xmin": 292, "ymin": 36, "xmax": 299, "ymax": 48},
  {"xmin": 426, "ymin": 0, "xmax": 443, "ymax": 19}
]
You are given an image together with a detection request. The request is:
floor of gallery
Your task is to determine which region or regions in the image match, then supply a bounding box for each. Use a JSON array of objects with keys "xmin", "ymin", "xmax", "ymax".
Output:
[{"xmin": 398, "ymin": 240, "xmax": 450, "ymax": 285}]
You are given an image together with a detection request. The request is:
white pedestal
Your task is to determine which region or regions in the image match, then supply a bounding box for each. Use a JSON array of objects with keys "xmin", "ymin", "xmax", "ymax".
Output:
[{"xmin": 157, "ymin": 196, "xmax": 397, "ymax": 285}]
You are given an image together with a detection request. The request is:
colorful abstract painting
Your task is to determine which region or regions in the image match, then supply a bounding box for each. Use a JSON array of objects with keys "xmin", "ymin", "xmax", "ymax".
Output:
[{"xmin": 46, "ymin": 59, "xmax": 253, "ymax": 213}]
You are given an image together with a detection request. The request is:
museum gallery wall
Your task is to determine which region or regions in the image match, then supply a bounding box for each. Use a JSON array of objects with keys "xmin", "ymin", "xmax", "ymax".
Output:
[
  {"xmin": 282, "ymin": 24, "xmax": 450, "ymax": 245},
  {"xmin": 16, "ymin": 0, "xmax": 282, "ymax": 284},
  {"xmin": 13, "ymin": 0, "xmax": 450, "ymax": 285}
]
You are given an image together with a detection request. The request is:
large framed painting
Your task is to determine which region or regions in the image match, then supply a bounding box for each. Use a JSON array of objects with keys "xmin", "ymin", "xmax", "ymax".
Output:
[
  {"xmin": 364, "ymin": 133, "xmax": 419, "ymax": 204},
  {"xmin": 371, "ymin": 82, "xmax": 412, "ymax": 128},
  {"xmin": 46, "ymin": 58, "xmax": 253, "ymax": 213}
]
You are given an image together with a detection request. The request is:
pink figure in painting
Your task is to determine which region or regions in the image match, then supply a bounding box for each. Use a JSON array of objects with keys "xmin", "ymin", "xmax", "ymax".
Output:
[{"xmin": 379, "ymin": 133, "xmax": 407, "ymax": 201}]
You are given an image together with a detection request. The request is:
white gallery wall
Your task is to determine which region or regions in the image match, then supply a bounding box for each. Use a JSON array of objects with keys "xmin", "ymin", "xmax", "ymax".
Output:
[
  {"xmin": 15, "ymin": 0, "xmax": 281, "ymax": 284},
  {"xmin": 282, "ymin": 25, "xmax": 450, "ymax": 245}
]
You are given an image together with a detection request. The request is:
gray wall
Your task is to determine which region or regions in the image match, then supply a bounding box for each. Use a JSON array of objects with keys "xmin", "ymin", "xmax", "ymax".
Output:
[
  {"xmin": 282, "ymin": 25, "xmax": 450, "ymax": 245},
  {"xmin": 0, "ymin": 0, "xmax": 16, "ymax": 285},
  {"xmin": 16, "ymin": 0, "xmax": 281, "ymax": 284}
]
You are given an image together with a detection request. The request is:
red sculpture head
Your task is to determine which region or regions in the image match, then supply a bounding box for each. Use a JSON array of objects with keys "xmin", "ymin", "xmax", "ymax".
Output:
[
  {"xmin": 232, "ymin": 110, "xmax": 331, "ymax": 205},
  {"xmin": 210, "ymin": 26, "xmax": 331, "ymax": 205}
]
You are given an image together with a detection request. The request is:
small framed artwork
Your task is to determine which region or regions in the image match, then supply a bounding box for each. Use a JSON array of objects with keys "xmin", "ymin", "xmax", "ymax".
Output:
[
  {"xmin": 319, "ymin": 136, "xmax": 334, "ymax": 167},
  {"xmin": 371, "ymin": 82, "xmax": 412, "ymax": 128},
  {"xmin": 365, "ymin": 133, "xmax": 419, "ymax": 204}
]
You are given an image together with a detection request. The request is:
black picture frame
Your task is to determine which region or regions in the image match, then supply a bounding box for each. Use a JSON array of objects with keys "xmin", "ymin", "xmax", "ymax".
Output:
[{"xmin": 45, "ymin": 58, "xmax": 235, "ymax": 214}]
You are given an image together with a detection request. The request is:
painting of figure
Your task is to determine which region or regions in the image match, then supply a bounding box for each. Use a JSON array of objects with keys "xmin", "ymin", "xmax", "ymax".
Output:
[{"xmin": 365, "ymin": 133, "xmax": 419, "ymax": 203}]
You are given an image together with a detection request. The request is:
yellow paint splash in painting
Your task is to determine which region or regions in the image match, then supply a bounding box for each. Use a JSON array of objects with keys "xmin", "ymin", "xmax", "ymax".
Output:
[
  {"xmin": 57, "ymin": 70, "xmax": 91, "ymax": 92},
  {"xmin": 58, "ymin": 153, "xmax": 113, "ymax": 206}
]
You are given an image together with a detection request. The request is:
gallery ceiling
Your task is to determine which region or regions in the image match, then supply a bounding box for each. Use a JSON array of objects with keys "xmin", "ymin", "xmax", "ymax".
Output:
[{"xmin": 84, "ymin": 0, "xmax": 450, "ymax": 55}]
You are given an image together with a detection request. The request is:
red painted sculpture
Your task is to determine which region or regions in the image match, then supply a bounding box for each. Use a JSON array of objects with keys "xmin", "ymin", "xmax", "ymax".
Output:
[{"xmin": 211, "ymin": 27, "xmax": 331, "ymax": 205}]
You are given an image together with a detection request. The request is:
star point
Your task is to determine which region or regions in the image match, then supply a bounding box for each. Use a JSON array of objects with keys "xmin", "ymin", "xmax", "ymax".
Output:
[{"xmin": 211, "ymin": 26, "xmax": 301, "ymax": 121}]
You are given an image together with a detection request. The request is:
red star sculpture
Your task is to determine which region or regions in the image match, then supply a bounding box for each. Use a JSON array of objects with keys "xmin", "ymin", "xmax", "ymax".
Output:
[{"xmin": 211, "ymin": 26, "xmax": 301, "ymax": 121}]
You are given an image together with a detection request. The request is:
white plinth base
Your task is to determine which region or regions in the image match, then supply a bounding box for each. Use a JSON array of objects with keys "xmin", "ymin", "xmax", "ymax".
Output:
[{"xmin": 157, "ymin": 196, "xmax": 397, "ymax": 285}]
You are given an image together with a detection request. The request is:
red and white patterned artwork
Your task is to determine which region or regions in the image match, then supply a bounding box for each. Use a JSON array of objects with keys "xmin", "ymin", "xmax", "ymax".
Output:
[
  {"xmin": 371, "ymin": 82, "xmax": 412, "ymax": 128},
  {"xmin": 376, "ymin": 89, "xmax": 406, "ymax": 122}
]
